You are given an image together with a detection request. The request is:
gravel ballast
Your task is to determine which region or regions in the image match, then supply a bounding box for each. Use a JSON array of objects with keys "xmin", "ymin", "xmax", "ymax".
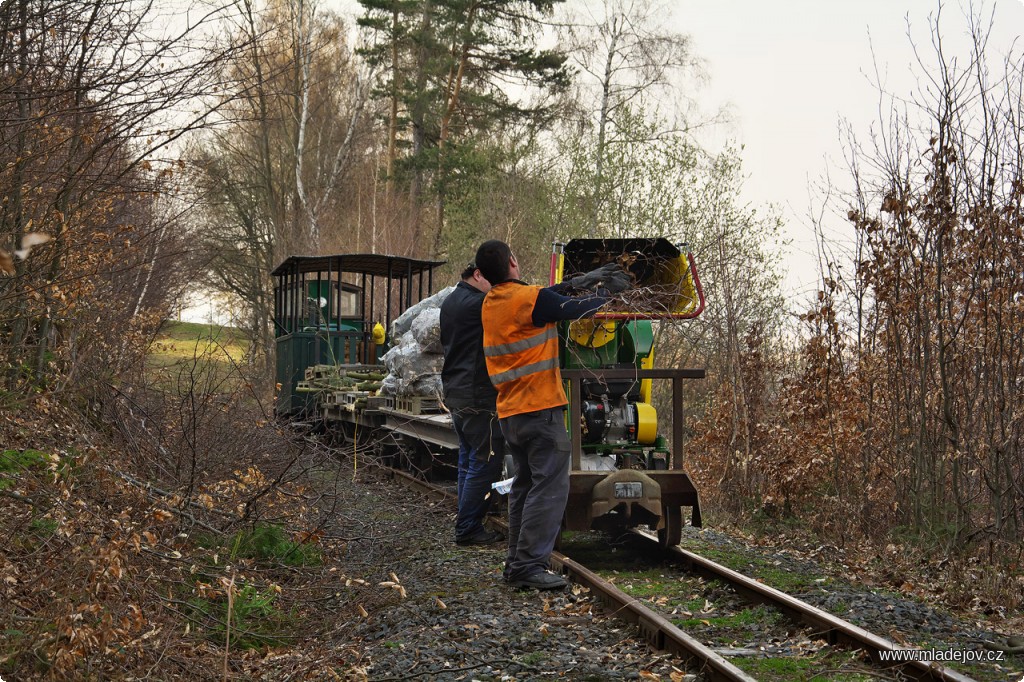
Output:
[
  {"xmin": 323, "ymin": 464, "xmax": 1020, "ymax": 681},
  {"xmin": 332, "ymin": 470, "xmax": 693, "ymax": 680}
]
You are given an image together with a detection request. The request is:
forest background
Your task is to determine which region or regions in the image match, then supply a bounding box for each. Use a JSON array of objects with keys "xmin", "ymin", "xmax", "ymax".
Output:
[{"xmin": 0, "ymin": 0, "xmax": 1022, "ymax": 676}]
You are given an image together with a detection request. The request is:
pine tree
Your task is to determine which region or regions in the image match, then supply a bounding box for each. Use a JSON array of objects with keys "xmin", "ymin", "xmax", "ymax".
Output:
[{"xmin": 357, "ymin": 0, "xmax": 570, "ymax": 255}]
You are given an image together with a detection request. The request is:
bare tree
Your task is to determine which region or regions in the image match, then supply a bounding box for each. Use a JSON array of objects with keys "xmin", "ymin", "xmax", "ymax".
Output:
[
  {"xmin": 192, "ymin": 0, "xmax": 377, "ymax": 371},
  {"xmin": 0, "ymin": 0, "xmax": 237, "ymax": 392},
  {"xmin": 562, "ymin": 0, "xmax": 709, "ymax": 229},
  {"xmin": 800, "ymin": 3, "xmax": 1024, "ymax": 551}
]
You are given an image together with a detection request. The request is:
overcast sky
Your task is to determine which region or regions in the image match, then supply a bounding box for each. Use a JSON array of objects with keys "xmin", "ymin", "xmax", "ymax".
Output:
[{"xmin": 673, "ymin": 0, "xmax": 1024, "ymax": 299}]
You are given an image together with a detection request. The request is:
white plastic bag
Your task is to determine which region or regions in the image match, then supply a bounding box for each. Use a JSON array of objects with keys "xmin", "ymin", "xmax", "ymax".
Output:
[{"xmin": 491, "ymin": 476, "xmax": 515, "ymax": 495}]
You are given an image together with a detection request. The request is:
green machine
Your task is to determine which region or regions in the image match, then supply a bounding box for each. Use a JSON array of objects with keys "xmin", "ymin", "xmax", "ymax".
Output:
[
  {"xmin": 272, "ymin": 253, "xmax": 445, "ymax": 416},
  {"xmin": 551, "ymin": 238, "xmax": 707, "ymax": 545}
]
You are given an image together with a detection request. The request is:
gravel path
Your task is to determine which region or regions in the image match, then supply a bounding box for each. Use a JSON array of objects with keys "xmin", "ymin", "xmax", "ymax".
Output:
[{"xmin": 332, "ymin": 470, "xmax": 694, "ymax": 681}]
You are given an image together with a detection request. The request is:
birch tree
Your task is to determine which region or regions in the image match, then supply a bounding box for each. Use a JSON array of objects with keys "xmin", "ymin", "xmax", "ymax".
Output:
[
  {"xmin": 562, "ymin": 0, "xmax": 709, "ymax": 230},
  {"xmin": 192, "ymin": 0, "xmax": 376, "ymax": 370}
]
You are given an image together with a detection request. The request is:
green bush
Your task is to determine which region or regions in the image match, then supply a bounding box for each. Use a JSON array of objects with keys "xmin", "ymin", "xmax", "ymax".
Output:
[
  {"xmin": 188, "ymin": 583, "xmax": 290, "ymax": 649},
  {"xmin": 0, "ymin": 449, "xmax": 49, "ymax": 490},
  {"xmin": 199, "ymin": 524, "xmax": 322, "ymax": 567}
]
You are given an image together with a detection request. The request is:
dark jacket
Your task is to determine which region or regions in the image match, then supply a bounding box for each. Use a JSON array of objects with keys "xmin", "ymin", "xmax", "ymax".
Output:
[{"xmin": 440, "ymin": 281, "xmax": 498, "ymax": 410}]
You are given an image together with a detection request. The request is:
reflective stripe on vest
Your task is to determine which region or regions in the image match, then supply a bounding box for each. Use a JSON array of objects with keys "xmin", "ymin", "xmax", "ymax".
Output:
[
  {"xmin": 481, "ymin": 282, "xmax": 567, "ymax": 418},
  {"xmin": 483, "ymin": 326, "xmax": 557, "ymax": 358},
  {"xmin": 488, "ymin": 356, "xmax": 559, "ymax": 385}
]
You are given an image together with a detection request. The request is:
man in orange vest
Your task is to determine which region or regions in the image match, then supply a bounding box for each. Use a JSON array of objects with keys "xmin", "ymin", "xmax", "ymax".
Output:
[{"xmin": 475, "ymin": 239, "xmax": 616, "ymax": 590}]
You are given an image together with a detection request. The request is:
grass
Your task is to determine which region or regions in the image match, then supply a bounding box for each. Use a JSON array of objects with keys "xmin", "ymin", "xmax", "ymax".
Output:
[
  {"xmin": 672, "ymin": 604, "xmax": 782, "ymax": 632},
  {"xmin": 146, "ymin": 320, "xmax": 250, "ymax": 381},
  {"xmin": 184, "ymin": 524, "xmax": 318, "ymax": 649},
  {"xmin": 677, "ymin": 536, "xmax": 829, "ymax": 592},
  {"xmin": 0, "ymin": 448, "xmax": 51, "ymax": 490},
  {"xmin": 733, "ymin": 652, "xmax": 880, "ymax": 681},
  {"xmin": 186, "ymin": 582, "xmax": 294, "ymax": 650},
  {"xmin": 28, "ymin": 516, "xmax": 58, "ymax": 537},
  {"xmin": 613, "ymin": 568, "xmax": 698, "ymax": 599},
  {"xmin": 159, "ymin": 320, "xmax": 248, "ymax": 348},
  {"xmin": 519, "ymin": 651, "xmax": 545, "ymax": 665}
]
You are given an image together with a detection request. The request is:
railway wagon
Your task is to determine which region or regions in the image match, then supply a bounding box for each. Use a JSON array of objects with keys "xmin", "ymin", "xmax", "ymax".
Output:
[{"xmin": 272, "ymin": 238, "xmax": 706, "ymax": 547}]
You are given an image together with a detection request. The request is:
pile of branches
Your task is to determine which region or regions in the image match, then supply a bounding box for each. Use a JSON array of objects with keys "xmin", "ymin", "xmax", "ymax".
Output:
[{"xmin": 600, "ymin": 282, "xmax": 695, "ymax": 316}]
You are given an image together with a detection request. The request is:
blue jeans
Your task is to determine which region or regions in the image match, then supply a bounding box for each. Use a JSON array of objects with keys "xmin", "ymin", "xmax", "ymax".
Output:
[{"xmin": 452, "ymin": 407, "xmax": 505, "ymax": 541}]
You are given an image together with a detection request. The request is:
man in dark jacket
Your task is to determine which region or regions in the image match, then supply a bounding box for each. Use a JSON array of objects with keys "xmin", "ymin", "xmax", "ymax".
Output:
[{"xmin": 440, "ymin": 263, "xmax": 506, "ymax": 546}]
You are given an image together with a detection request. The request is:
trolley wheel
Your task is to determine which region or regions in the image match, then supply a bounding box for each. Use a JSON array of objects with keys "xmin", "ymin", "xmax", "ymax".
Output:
[{"xmin": 657, "ymin": 504, "xmax": 681, "ymax": 548}]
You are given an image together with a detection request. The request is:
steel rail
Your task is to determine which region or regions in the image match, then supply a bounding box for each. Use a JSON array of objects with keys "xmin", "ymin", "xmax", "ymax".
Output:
[
  {"xmin": 384, "ymin": 467, "xmax": 756, "ymax": 681},
  {"xmin": 632, "ymin": 531, "xmax": 978, "ymax": 682},
  {"xmin": 548, "ymin": 551, "xmax": 758, "ymax": 682},
  {"xmin": 387, "ymin": 467, "xmax": 455, "ymax": 503},
  {"xmin": 381, "ymin": 467, "xmax": 979, "ymax": 682}
]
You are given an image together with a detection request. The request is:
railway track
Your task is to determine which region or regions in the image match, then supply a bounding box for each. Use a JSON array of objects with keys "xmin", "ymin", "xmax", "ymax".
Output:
[
  {"xmin": 385, "ymin": 466, "xmax": 985, "ymax": 682},
  {"xmin": 557, "ymin": 531, "xmax": 981, "ymax": 682}
]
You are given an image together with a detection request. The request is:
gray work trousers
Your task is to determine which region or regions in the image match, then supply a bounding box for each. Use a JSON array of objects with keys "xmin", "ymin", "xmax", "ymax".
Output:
[{"xmin": 499, "ymin": 406, "xmax": 570, "ymax": 581}]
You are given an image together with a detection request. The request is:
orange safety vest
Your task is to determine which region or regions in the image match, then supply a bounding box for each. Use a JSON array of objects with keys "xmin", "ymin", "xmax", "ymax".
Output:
[{"xmin": 481, "ymin": 281, "xmax": 566, "ymax": 418}]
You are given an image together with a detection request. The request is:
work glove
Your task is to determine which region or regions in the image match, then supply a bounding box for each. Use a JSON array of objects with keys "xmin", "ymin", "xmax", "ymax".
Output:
[{"xmin": 567, "ymin": 262, "xmax": 632, "ymax": 294}]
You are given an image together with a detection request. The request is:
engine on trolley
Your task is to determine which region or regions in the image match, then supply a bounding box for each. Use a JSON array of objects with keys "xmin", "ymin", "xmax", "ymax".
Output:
[{"xmin": 551, "ymin": 238, "xmax": 705, "ymax": 545}]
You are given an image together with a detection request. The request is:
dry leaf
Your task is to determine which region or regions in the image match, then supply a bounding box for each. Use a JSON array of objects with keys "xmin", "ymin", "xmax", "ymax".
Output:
[
  {"xmin": 639, "ymin": 672, "xmax": 661, "ymax": 681},
  {"xmin": 14, "ymin": 232, "xmax": 51, "ymax": 260},
  {"xmin": 0, "ymin": 249, "xmax": 13, "ymax": 275},
  {"xmin": 357, "ymin": 604, "xmax": 368, "ymax": 618},
  {"xmin": 434, "ymin": 596, "xmax": 447, "ymax": 609},
  {"xmin": 22, "ymin": 232, "xmax": 50, "ymax": 248}
]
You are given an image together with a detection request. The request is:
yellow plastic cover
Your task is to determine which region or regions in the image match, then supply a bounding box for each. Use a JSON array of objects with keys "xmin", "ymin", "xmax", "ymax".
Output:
[
  {"xmin": 640, "ymin": 254, "xmax": 700, "ymax": 316},
  {"xmin": 568, "ymin": 319, "xmax": 617, "ymax": 348},
  {"xmin": 635, "ymin": 402, "xmax": 657, "ymax": 445}
]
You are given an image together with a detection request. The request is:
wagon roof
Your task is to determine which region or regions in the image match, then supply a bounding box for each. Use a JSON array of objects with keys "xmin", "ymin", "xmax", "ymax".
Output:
[{"xmin": 271, "ymin": 253, "xmax": 446, "ymax": 278}]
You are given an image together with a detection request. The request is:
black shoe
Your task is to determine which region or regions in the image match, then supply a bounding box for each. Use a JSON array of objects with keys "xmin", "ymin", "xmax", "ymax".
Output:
[
  {"xmin": 455, "ymin": 529, "xmax": 504, "ymax": 546},
  {"xmin": 508, "ymin": 571, "xmax": 567, "ymax": 590}
]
